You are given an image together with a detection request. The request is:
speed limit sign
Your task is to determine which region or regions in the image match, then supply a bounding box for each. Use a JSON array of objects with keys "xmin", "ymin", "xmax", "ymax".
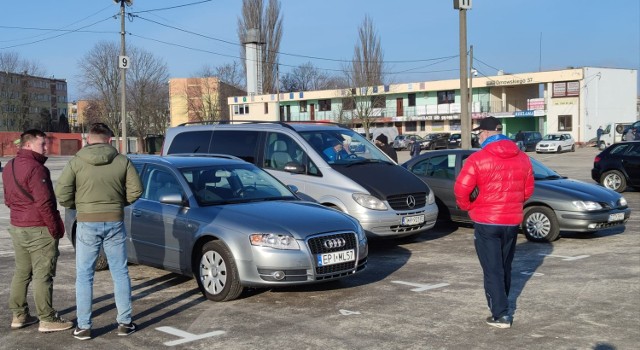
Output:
[{"xmin": 119, "ymin": 55, "xmax": 130, "ymax": 69}]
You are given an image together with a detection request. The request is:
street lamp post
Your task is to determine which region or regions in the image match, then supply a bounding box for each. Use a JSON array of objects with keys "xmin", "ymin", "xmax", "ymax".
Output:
[
  {"xmin": 454, "ymin": 0, "xmax": 472, "ymax": 149},
  {"xmin": 115, "ymin": 0, "xmax": 132, "ymax": 153}
]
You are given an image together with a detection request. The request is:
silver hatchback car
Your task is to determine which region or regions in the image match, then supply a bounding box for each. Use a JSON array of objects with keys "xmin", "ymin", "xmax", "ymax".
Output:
[{"xmin": 64, "ymin": 155, "xmax": 368, "ymax": 301}]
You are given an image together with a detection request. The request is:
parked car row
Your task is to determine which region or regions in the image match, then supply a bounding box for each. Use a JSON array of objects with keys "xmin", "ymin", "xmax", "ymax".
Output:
[{"xmin": 62, "ymin": 122, "xmax": 634, "ymax": 304}]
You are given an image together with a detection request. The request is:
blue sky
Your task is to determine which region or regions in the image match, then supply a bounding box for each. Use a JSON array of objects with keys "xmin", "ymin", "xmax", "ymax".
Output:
[{"xmin": 1, "ymin": 0, "xmax": 638, "ymax": 100}]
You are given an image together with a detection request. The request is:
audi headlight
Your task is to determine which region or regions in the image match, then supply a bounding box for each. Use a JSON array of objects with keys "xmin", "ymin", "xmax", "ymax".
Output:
[
  {"xmin": 572, "ymin": 201, "xmax": 603, "ymax": 211},
  {"xmin": 427, "ymin": 191, "xmax": 435, "ymax": 205},
  {"xmin": 352, "ymin": 193, "xmax": 387, "ymax": 210},
  {"xmin": 356, "ymin": 223, "xmax": 367, "ymax": 241},
  {"xmin": 250, "ymin": 233, "xmax": 300, "ymax": 250}
]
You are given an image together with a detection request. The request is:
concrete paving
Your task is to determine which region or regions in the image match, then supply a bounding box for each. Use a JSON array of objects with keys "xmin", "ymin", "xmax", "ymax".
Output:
[{"xmin": 0, "ymin": 147, "xmax": 638, "ymax": 349}]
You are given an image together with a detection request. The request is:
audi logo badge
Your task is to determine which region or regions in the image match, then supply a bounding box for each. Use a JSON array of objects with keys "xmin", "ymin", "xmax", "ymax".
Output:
[
  {"xmin": 323, "ymin": 237, "xmax": 346, "ymax": 249},
  {"xmin": 406, "ymin": 195, "xmax": 416, "ymax": 208}
]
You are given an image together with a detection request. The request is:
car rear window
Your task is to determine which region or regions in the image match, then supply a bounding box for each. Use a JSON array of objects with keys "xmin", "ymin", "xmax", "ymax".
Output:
[{"xmin": 167, "ymin": 130, "xmax": 213, "ymax": 154}]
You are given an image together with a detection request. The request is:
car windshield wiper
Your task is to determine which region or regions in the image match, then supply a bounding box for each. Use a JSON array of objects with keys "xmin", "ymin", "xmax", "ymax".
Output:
[
  {"xmin": 344, "ymin": 159, "xmax": 391, "ymax": 167},
  {"xmin": 536, "ymin": 174, "xmax": 564, "ymax": 180}
]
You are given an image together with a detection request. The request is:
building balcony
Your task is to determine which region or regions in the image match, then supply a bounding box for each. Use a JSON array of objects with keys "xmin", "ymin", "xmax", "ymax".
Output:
[{"xmin": 281, "ymin": 98, "xmax": 547, "ymax": 122}]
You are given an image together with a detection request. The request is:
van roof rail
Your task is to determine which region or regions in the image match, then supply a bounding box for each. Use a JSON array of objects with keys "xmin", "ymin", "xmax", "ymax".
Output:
[{"xmin": 176, "ymin": 120, "xmax": 350, "ymax": 130}]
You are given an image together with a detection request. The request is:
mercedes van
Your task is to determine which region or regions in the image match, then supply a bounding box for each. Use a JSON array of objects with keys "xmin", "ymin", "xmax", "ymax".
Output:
[{"xmin": 162, "ymin": 121, "xmax": 438, "ymax": 238}]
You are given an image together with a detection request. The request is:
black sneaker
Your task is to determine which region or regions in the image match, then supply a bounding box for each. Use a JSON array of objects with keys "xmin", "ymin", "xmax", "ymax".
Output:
[
  {"xmin": 117, "ymin": 322, "xmax": 136, "ymax": 336},
  {"xmin": 486, "ymin": 316, "xmax": 512, "ymax": 329},
  {"xmin": 73, "ymin": 327, "xmax": 92, "ymax": 340}
]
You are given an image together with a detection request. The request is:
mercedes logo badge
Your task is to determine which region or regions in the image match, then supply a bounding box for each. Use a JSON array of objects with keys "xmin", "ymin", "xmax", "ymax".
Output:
[{"xmin": 406, "ymin": 195, "xmax": 416, "ymax": 208}]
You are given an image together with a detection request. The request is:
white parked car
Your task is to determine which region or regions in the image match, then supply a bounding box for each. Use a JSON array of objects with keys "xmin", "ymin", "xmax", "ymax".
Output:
[{"xmin": 536, "ymin": 133, "xmax": 576, "ymax": 153}]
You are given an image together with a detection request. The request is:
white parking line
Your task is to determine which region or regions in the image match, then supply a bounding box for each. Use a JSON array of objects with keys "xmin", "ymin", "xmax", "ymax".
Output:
[{"xmin": 156, "ymin": 326, "xmax": 225, "ymax": 347}]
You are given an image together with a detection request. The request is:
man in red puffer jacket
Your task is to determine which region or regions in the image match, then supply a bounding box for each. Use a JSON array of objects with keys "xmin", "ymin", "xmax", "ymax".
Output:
[
  {"xmin": 454, "ymin": 117, "xmax": 534, "ymax": 329},
  {"xmin": 3, "ymin": 129, "xmax": 73, "ymax": 333}
]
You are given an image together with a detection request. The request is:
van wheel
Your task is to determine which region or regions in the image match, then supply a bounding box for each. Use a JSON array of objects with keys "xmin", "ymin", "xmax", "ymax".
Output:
[
  {"xmin": 601, "ymin": 170, "xmax": 626, "ymax": 192},
  {"xmin": 522, "ymin": 206, "xmax": 560, "ymax": 242},
  {"xmin": 195, "ymin": 241, "xmax": 243, "ymax": 302}
]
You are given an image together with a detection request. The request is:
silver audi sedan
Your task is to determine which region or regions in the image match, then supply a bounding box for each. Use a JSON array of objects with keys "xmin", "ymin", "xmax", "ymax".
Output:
[{"xmin": 64, "ymin": 155, "xmax": 368, "ymax": 301}]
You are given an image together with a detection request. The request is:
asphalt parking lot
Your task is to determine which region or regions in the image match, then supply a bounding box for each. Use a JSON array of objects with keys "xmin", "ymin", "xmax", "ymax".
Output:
[{"xmin": 0, "ymin": 146, "xmax": 638, "ymax": 350}]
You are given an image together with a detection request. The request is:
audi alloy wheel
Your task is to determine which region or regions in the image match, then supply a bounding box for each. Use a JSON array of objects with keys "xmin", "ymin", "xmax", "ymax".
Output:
[{"xmin": 195, "ymin": 241, "xmax": 243, "ymax": 301}]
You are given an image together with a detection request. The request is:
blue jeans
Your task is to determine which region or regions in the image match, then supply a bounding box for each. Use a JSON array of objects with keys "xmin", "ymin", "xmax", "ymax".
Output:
[
  {"xmin": 76, "ymin": 221, "xmax": 132, "ymax": 329},
  {"xmin": 473, "ymin": 223, "xmax": 518, "ymax": 319}
]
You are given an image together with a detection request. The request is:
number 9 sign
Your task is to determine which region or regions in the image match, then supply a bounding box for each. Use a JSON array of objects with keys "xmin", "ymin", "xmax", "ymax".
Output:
[{"xmin": 119, "ymin": 55, "xmax": 130, "ymax": 69}]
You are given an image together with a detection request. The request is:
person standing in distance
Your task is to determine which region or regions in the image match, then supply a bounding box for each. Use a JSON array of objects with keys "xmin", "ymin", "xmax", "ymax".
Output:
[
  {"xmin": 3, "ymin": 130, "xmax": 74, "ymax": 333},
  {"xmin": 374, "ymin": 134, "xmax": 398, "ymax": 163},
  {"xmin": 596, "ymin": 126, "xmax": 603, "ymax": 147},
  {"xmin": 55, "ymin": 123, "xmax": 142, "ymax": 340},
  {"xmin": 409, "ymin": 136, "xmax": 421, "ymax": 158},
  {"xmin": 453, "ymin": 117, "xmax": 534, "ymax": 329}
]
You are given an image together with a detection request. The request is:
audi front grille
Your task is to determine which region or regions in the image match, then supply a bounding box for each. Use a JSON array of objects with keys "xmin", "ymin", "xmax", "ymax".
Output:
[{"xmin": 306, "ymin": 232, "xmax": 358, "ymax": 276}]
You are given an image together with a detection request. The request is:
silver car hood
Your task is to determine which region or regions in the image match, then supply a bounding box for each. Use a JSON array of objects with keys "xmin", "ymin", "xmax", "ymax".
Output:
[{"xmin": 194, "ymin": 200, "xmax": 360, "ymax": 239}]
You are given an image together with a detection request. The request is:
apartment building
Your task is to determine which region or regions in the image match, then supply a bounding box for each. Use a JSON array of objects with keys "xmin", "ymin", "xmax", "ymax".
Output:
[
  {"xmin": 0, "ymin": 71, "xmax": 68, "ymax": 131},
  {"xmin": 228, "ymin": 67, "xmax": 637, "ymax": 143},
  {"xmin": 169, "ymin": 77, "xmax": 245, "ymax": 126}
]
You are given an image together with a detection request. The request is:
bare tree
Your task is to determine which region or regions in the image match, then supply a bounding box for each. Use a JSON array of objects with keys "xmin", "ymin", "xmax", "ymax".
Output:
[
  {"xmin": 237, "ymin": 0, "xmax": 283, "ymax": 94},
  {"xmin": 127, "ymin": 47, "xmax": 170, "ymax": 152},
  {"xmin": 279, "ymin": 61, "xmax": 338, "ymax": 93},
  {"xmin": 215, "ymin": 61, "xmax": 245, "ymax": 90},
  {"xmin": 78, "ymin": 41, "xmax": 171, "ymax": 149},
  {"xmin": 77, "ymin": 41, "xmax": 121, "ymax": 138},
  {"xmin": 344, "ymin": 15, "xmax": 387, "ymax": 137}
]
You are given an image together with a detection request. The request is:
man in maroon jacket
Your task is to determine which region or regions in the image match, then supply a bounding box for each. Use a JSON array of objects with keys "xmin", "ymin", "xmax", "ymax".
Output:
[
  {"xmin": 3, "ymin": 129, "xmax": 73, "ymax": 333},
  {"xmin": 454, "ymin": 117, "xmax": 534, "ymax": 329}
]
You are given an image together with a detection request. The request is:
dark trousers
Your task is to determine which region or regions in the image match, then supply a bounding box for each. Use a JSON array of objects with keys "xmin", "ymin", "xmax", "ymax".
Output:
[{"xmin": 474, "ymin": 223, "xmax": 518, "ymax": 319}]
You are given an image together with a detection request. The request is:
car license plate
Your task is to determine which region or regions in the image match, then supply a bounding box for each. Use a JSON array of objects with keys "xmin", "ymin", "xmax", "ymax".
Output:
[
  {"xmin": 608, "ymin": 213, "xmax": 625, "ymax": 222},
  {"xmin": 317, "ymin": 249, "xmax": 355, "ymax": 266},
  {"xmin": 402, "ymin": 214, "xmax": 425, "ymax": 226}
]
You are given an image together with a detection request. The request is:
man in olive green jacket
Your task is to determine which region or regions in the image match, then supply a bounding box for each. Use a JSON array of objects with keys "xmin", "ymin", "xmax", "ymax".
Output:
[{"xmin": 55, "ymin": 123, "xmax": 142, "ymax": 340}]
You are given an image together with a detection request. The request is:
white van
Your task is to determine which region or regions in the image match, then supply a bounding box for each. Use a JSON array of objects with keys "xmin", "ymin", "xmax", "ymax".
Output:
[{"xmin": 162, "ymin": 121, "xmax": 438, "ymax": 238}]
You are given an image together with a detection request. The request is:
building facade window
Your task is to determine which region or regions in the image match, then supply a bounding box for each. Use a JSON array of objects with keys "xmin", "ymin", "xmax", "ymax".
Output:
[
  {"xmin": 299, "ymin": 101, "xmax": 307, "ymax": 112},
  {"xmin": 319, "ymin": 99, "xmax": 331, "ymax": 111},
  {"xmin": 371, "ymin": 95, "xmax": 385, "ymax": 108},
  {"xmin": 552, "ymin": 81, "xmax": 580, "ymax": 98},
  {"xmin": 437, "ymin": 90, "xmax": 455, "ymax": 104},
  {"xmin": 264, "ymin": 102, "xmax": 268, "ymax": 114},
  {"xmin": 342, "ymin": 98, "xmax": 355, "ymax": 110},
  {"xmin": 233, "ymin": 104, "xmax": 249, "ymax": 115},
  {"xmin": 405, "ymin": 121, "xmax": 417, "ymax": 132},
  {"xmin": 408, "ymin": 93, "xmax": 416, "ymax": 107},
  {"xmin": 558, "ymin": 115, "xmax": 572, "ymax": 131}
]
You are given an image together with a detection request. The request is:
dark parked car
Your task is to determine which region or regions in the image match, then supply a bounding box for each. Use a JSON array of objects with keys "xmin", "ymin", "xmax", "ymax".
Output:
[
  {"xmin": 591, "ymin": 141, "xmax": 640, "ymax": 192},
  {"xmin": 65, "ymin": 155, "xmax": 368, "ymax": 301},
  {"xmin": 402, "ymin": 149, "xmax": 630, "ymax": 242},
  {"xmin": 447, "ymin": 133, "xmax": 480, "ymax": 149},
  {"xmin": 420, "ymin": 133, "xmax": 450, "ymax": 150},
  {"xmin": 511, "ymin": 131, "xmax": 542, "ymax": 152}
]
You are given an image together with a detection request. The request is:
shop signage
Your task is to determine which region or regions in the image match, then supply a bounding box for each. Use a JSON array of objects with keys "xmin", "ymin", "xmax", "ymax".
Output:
[
  {"xmin": 515, "ymin": 110, "xmax": 535, "ymax": 117},
  {"xmin": 485, "ymin": 77, "xmax": 534, "ymax": 87}
]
